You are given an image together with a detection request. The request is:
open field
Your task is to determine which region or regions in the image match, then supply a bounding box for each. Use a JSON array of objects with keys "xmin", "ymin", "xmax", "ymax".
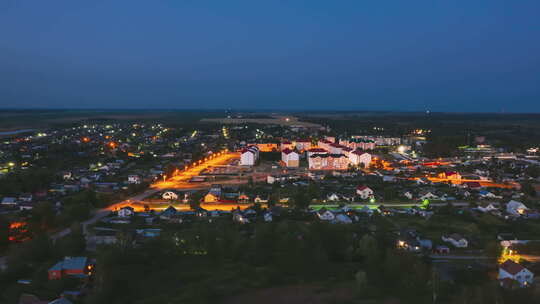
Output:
[
  {"xmin": 0, "ymin": 110, "xmax": 226, "ymax": 130},
  {"xmin": 201, "ymin": 116, "xmax": 322, "ymax": 128}
]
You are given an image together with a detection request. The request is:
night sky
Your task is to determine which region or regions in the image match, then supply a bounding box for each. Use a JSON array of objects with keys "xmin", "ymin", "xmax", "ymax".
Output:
[{"xmin": 1, "ymin": 1, "xmax": 539, "ymax": 112}]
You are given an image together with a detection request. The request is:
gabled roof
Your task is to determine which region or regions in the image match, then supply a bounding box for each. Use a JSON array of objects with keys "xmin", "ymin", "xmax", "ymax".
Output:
[
  {"xmin": 282, "ymin": 148, "xmax": 297, "ymax": 155},
  {"xmin": 48, "ymin": 298, "xmax": 73, "ymax": 304},
  {"xmin": 446, "ymin": 233, "xmax": 465, "ymax": 241},
  {"xmin": 352, "ymin": 150, "xmax": 368, "ymax": 156},
  {"xmin": 49, "ymin": 257, "xmax": 87, "ymax": 272},
  {"xmin": 500, "ymin": 259, "xmax": 527, "ymax": 275},
  {"xmin": 308, "ymin": 148, "xmax": 327, "ymax": 153},
  {"xmin": 357, "ymin": 185, "xmax": 371, "ymax": 191}
]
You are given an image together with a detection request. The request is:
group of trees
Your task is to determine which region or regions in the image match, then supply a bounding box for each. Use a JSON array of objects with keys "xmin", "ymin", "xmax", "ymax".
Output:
[
  {"xmin": 0, "ymin": 169, "xmax": 57, "ymax": 196},
  {"xmin": 81, "ymin": 218, "xmax": 437, "ymax": 303},
  {"xmin": 0, "ymin": 226, "xmax": 86, "ymax": 303}
]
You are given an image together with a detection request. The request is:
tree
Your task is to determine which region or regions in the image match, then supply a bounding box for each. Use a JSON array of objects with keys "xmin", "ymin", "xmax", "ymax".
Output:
[
  {"xmin": 525, "ymin": 165, "xmax": 540, "ymax": 178},
  {"xmin": 29, "ymin": 201, "xmax": 57, "ymax": 232},
  {"xmin": 56, "ymin": 223, "xmax": 86, "ymax": 256},
  {"xmin": 0, "ymin": 216, "xmax": 8, "ymax": 250},
  {"xmin": 293, "ymin": 190, "xmax": 309, "ymax": 210},
  {"xmin": 189, "ymin": 191, "xmax": 203, "ymax": 210},
  {"xmin": 521, "ymin": 182, "xmax": 536, "ymax": 197}
]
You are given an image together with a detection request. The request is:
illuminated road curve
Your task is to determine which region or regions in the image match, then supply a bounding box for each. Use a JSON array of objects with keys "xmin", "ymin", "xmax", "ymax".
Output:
[
  {"xmin": 152, "ymin": 152, "xmax": 240, "ymax": 189},
  {"xmin": 51, "ymin": 152, "xmax": 240, "ymax": 240}
]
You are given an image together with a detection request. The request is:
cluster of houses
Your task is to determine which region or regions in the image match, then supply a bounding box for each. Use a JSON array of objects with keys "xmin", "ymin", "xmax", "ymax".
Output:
[
  {"xmin": 0, "ymin": 122, "xmax": 233, "ymax": 216},
  {"xmin": 240, "ymin": 136, "xmax": 374, "ymax": 170}
]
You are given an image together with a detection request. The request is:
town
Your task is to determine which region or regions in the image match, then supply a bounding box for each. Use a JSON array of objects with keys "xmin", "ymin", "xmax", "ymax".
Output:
[{"xmin": 1, "ymin": 110, "xmax": 540, "ymax": 303}]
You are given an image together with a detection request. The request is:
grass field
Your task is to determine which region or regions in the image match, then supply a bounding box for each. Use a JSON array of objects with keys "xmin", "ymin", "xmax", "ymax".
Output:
[{"xmin": 201, "ymin": 116, "xmax": 322, "ymax": 128}]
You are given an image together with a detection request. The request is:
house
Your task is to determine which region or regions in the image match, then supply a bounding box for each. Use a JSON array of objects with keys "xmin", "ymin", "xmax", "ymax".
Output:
[
  {"xmin": 464, "ymin": 181, "xmax": 482, "ymax": 190},
  {"xmin": 18, "ymin": 193, "xmax": 33, "ymax": 202},
  {"xmin": 240, "ymin": 146, "xmax": 259, "ymax": 166},
  {"xmin": 401, "ymin": 191, "xmax": 413, "ymax": 200},
  {"xmin": 498, "ymin": 260, "xmax": 534, "ymax": 288},
  {"xmin": 238, "ymin": 193, "xmax": 250, "ymax": 202},
  {"xmin": 280, "ymin": 141, "xmax": 295, "ymax": 151},
  {"xmin": 254, "ymin": 195, "xmax": 269, "ymax": 203},
  {"xmin": 327, "ymin": 193, "xmax": 340, "ymax": 202},
  {"xmin": 203, "ymin": 192, "xmax": 220, "ymax": 203},
  {"xmin": 233, "ymin": 211, "xmax": 250, "ymax": 224},
  {"xmin": 160, "ymin": 206, "xmax": 177, "ymax": 219},
  {"xmin": 295, "ymin": 139, "xmax": 312, "ymax": 152},
  {"xmin": 477, "ymin": 203, "xmax": 500, "ymax": 213},
  {"xmin": 333, "ymin": 213, "xmax": 353, "ymax": 224},
  {"xmin": 382, "ymin": 175, "xmax": 397, "ymax": 182},
  {"xmin": 506, "ymin": 200, "xmax": 529, "ymax": 216},
  {"xmin": 263, "ymin": 212, "xmax": 273, "ymax": 222},
  {"xmin": 255, "ymin": 143, "xmax": 279, "ymax": 152},
  {"xmin": 478, "ymin": 190, "xmax": 501, "ymax": 199},
  {"xmin": 441, "ymin": 234, "xmax": 468, "ymax": 248},
  {"xmin": 162, "ymin": 191, "xmax": 178, "ymax": 200},
  {"xmin": 439, "ymin": 171, "xmax": 461, "ymax": 180},
  {"xmin": 308, "ymin": 153, "xmax": 349, "ymax": 170},
  {"xmin": 48, "ymin": 257, "xmax": 92, "ymax": 280},
  {"xmin": 118, "ymin": 206, "xmax": 135, "ymax": 218},
  {"xmin": 127, "ymin": 175, "xmax": 141, "ymax": 184},
  {"xmin": 195, "ymin": 207, "xmax": 208, "ymax": 217},
  {"xmin": 316, "ymin": 208, "xmax": 335, "ymax": 221},
  {"xmin": 281, "ymin": 148, "xmax": 300, "ymax": 167},
  {"xmin": 356, "ymin": 186, "xmax": 374, "ymax": 200},
  {"xmin": 348, "ymin": 150, "xmax": 372, "ymax": 168},
  {"xmin": 136, "ymin": 228, "xmax": 161, "ymax": 238},
  {"xmin": 418, "ymin": 191, "xmax": 438, "ymax": 200},
  {"xmin": 435, "ymin": 245, "xmax": 450, "ymax": 254},
  {"xmin": 1, "ymin": 197, "xmax": 17, "ymax": 205},
  {"xmin": 48, "ymin": 298, "xmax": 73, "ymax": 304},
  {"xmin": 397, "ymin": 238, "xmax": 421, "ymax": 252},
  {"xmin": 416, "ymin": 177, "xmax": 431, "ymax": 185},
  {"xmin": 307, "ymin": 148, "xmax": 328, "ymax": 158}
]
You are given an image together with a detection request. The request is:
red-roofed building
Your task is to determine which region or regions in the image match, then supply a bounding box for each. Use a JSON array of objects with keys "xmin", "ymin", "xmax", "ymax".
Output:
[
  {"xmin": 295, "ymin": 139, "xmax": 312, "ymax": 152},
  {"xmin": 464, "ymin": 181, "xmax": 482, "ymax": 189},
  {"xmin": 307, "ymin": 148, "xmax": 328, "ymax": 158},
  {"xmin": 328, "ymin": 143, "xmax": 344, "ymax": 154},
  {"xmin": 308, "ymin": 154, "xmax": 349, "ymax": 170},
  {"xmin": 439, "ymin": 171, "xmax": 461, "ymax": 180},
  {"xmin": 240, "ymin": 146, "xmax": 259, "ymax": 166},
  {"xmin": 280, "ymin": 141, "xmax": 294, "ymax": 151},
  {"xmin": 281, "ymin": 148, "xmax": 300, "ymax": 167},
  {"xmin": 349, "ymin": 150, "xmax": 372, "ymax": 168},
  {"xmin": 356, "ymin": 186, "xmax": 374, "ymax": 199},
  {"xmin": 498, "ymin": 260, "xmax": 533, "ymax": 288}
]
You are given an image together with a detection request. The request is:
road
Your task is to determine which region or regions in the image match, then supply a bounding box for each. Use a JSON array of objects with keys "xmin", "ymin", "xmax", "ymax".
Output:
[
  {"xmin": 430, "ymin": 254, "xmax": 492, "ymax": 260},
  {"xmin": 51, "ymin": 152, "xmax": 239, "ymax": 240},
  {"xmin": 152, "ymin": 151, "xmax": 239, "ymax": 189}
]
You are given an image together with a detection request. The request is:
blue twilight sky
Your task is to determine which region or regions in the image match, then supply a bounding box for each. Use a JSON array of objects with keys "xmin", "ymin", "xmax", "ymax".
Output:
[{"xmin": 0, "ymin": 1, "xmax": 539, "ymax": 112}]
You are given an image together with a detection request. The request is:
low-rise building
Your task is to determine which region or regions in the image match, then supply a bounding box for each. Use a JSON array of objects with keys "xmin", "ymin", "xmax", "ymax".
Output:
[
  {"xmin": 498, "ymin": 260, "xmax": 534, "ymax": 288},
  {"xmin": 281, "ymin": 148, "xmax": 300, "ymax": 167},
  {"xmin": 48, "ymin": 257, "xmax": 93, "ymax": 280}
]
